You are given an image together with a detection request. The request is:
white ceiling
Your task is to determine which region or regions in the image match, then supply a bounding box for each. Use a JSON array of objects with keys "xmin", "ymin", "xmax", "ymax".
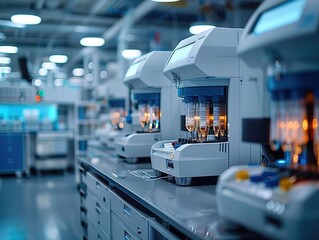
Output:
[{"xmin": 0, "ymin": 0, "xmax": 263, "ymax": 77}]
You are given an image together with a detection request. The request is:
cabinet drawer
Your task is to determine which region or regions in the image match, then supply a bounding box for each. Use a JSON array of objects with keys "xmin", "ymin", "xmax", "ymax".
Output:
[
  {"xmin": 87, "ymin": 220, "xmax": 109, "ymax": 240},
  {"xmin": 79, "ymin": 166, "xmax": 87, "ymax": 186},
  {"xmin": 86, "ymin": 172, "xmax": 109, "ymax": 209},
  {"xmin": 111, "ymin": 214, "xmax": 139, "ymax": 240},
  {"xmin": 87, "ymin": 191, "xmax": 110, "ymax": 238},
  {"xmin": 110, "ymin": 191, "xmax": 148, "ymax": 240}
]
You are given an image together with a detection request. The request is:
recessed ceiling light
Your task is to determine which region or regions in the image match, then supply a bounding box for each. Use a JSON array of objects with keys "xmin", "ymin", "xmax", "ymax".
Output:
[
  {"xmin": 42, "ymin": 62, "xmax": 56, "ymax": 70},
  {"xmin": 54, "ymin": 78, "xmax": 64, "ymax": 87},
  {"xmin": 100, "ymin": 70, "xmax": 108, "ymax": 79},
  {"xmin": 0, "ymin": 46, "xmax": 18, "ymax": 54},
  {"xmin": 72, "ymin": 68, "xmax": 84, "ymax": 77},
  {"xmin": 0, "ymin": 57, "xmax": 11, "ymax": 64},
  {"xmin": 80, "ymin": 37, "xmax": 105, "ymax": 47},
  {"xmin": 151, "ymin": 0, "xmax": 180, "ymax": 2},
  {"xmin": 39, "ymin": 68, "xmax": 48, "ymax": 76},
  {"xmin": 33, "ymin": 79, "xmax": 42, "ymax": 87},
  {"xmin": 49, "ymin": 55, "xmax": 68, "ymax": 64},
  {"xmin": 11, "ymin": 14, "xmax": 42, "ymax": 25},
  {"xmin": 189, "ymin": 23, "xmax": 215, "ymax": 35},
  {"xmin": 0, "ymin": 66, "xmax": 11, "ymax": 74},
  {"xmin": 121, "ymin": 49, "xmax": 142, "ymax": 60}
]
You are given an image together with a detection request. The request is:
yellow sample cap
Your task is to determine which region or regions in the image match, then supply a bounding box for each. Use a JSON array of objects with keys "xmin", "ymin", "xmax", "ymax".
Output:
[
  {"xmin": 279, "ymin": 177, "xmax": 294, "ymax": 192},
  {"xmin": 236, "ymin": 170, "xmax": 249, "ymax": 181}
]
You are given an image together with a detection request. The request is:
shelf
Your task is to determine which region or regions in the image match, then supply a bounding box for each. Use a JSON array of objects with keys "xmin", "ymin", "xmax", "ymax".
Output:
[
  {"xmin": 77, "ymin": 101, "xmax": 100, "ymax": 106},
  {"xmin": 36, "ymin": 131, "xmax": 74, "ymax": 139},
  {"xmin": 77, "ymin": 119, "xmax": 100, "ymax": 124},
  {"xmin": 76, "ymin": 135, "xmax": 95, "ymax": 140}
]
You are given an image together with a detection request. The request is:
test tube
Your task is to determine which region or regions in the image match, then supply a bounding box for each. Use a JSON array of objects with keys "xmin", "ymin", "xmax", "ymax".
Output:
[
  {"xmin": 184, "ymin": 97, "xmax": 196, "ymax": 133},
  {"xmin": 148, "ymin": 101, "xmax": 154, "ymax": 130},
  {"xmin": 278, "ymin": 92, "xmax": 291, "ymax": 152},
  {"xmin": 213, "ymin": 101, "xmax": 226, "ymax": 138},
  {"xmin": 153, "ymin": 100, "xmax": 160, "ymax": 130},
  {"xmin": 198, "ymin": 96, "xmax": 209, "ymax": 140},
  {"xmin": 138, "ymin": 101, "xmax": 148, "ymax": 129},
  {"xmin": 269, "ymin": 93, "xmax": 281, "ymax": 151},
  {"xmin": 291, "ymin": 91, "xmax": 306, "ymax": 145},
  {"xmin": 213, "ymin": 101, "xmax": 221, "ymax": 137},
  {"xmin": 314, "ymin": 91, "xmax": 319, "ymax": 163}
]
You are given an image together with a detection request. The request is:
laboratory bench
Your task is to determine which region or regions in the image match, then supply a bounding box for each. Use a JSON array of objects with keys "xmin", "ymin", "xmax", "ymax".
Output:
[{"xmin": 78, "ymin": 153, "xmax": 262, "ymax": 240}]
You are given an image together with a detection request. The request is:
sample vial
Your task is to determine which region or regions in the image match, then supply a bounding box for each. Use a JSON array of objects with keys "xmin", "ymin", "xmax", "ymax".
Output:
[
  {"xmin": 184, "ymin": 97, "xmax": 196, "ymax": 133},
  {"xmin": 269, "ymin": 94, "xmax": 281, "ymax": 151},
  {"xmin": 198, "ymin": 96, "xmax": 209, "ymax": 139}
]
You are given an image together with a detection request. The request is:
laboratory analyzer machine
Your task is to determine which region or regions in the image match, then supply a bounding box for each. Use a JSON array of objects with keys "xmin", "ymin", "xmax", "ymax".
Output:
[
  {"xmin": 114, "ymin": 51, "xmax": 181, "ymax": 163},
  {"xmin": 151, "ymin": 27, "xmax": 265, "ymax": 185},
  {"xmin": 216, "ymin": 0, "xmax": 319, "ymax": 239}
]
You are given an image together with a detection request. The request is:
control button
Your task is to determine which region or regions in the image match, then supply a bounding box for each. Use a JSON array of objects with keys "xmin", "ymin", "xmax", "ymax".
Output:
[
  {"xmin": 279, "ymin": 177, "xmax": 294, "ymax": 192},
  {"xmin": 236, "ymin": 170, "xmax": 249, "ymax": 180},
  {"xmin": 265, "ymin": 176, "xmax": 279, "ymax": 188},
  {"xmin": 262, "ymin": 171, "xmax": 277, "ymax": 178},
  {"xmin": 250, "ymin": 174, "xmax": 264, "ymax": 183}
]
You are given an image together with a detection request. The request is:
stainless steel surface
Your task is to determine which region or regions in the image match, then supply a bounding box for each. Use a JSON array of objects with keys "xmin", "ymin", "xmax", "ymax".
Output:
[{"xmin": 79, "ymin": 154, "xmax": 260, "ymax": 239}]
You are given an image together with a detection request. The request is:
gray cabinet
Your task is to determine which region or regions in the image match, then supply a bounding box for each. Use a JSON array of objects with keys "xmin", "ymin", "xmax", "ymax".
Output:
[
  {"xmin": 80, "ymin": 168, "xmax": 180, "ymax": 240},
  {"xmin": 110, "ymin": 191, "xmax": 149, "ymax": 240}
]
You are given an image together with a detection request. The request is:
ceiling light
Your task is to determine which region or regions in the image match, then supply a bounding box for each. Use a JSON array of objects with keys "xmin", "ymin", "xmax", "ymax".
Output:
[
  {"xmin": 80, "ymin": 37, "xmax": 105, "ymax": 47},
  {"xmin": 100, "ymin": 70, "xmax": 108, "ymax": 79},
  {"xmin": 0, "ymin": 66, "xmax": 11, "ymax": 74},
  {"xmin": 121, "ymin": 49, "xmax": 142, "ymax": 60},
  {"xmin": 49, "ymin": 55, "xmax": 68, "ymax": 64},
  {"xmin": 72, "ymin": 68, "xmax": 84, "ymax": 77},
  {"xmin": 39, "ymin": 68, "xmax": 48, "ymax": 76},
  {"xmin": 151, "ymin": 0, "xmax": 180, "ymax": 2},
  {"xmin": 33, "ymin": 79, "xmax": 42, "ymax": 87},
  {"xmin": 11, "ymin": 14, "xmax": 41, "ymax": 25},
  {"xmin": 0, "ymin": 46, "xmax": 18, "ymax": 54},
  {"xmin": 54, "ymin": 79, "xmax": 64, "ymax": 87},
  {"xmin": 42, "ymin": 62, "xmax": 56, "ymax": 70},
  {"xmin": 189, "ymin": 23, "xmax": 215, "ymax": 35},
  {"xmin": 0, "ymin": 57, "xmax": 11, "ymax": 64}
]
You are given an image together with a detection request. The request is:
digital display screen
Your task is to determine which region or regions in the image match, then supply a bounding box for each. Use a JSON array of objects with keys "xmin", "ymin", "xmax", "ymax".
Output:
[
  {"xmin": 125, "ymin": 61, "xmax": 143, "ymax": 78},
  {"xmin": 253, "ymin": 0, "xmax": 305, "ymax": 35},
  {"xmin": 167, "ymin": 42, "xmax": 195, "ymax": 65}
]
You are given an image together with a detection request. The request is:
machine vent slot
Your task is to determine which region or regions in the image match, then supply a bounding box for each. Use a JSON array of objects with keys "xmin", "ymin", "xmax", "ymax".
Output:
[{"xmin": 265, "ymin": 215, "xmax": 282, "ymax": 228}]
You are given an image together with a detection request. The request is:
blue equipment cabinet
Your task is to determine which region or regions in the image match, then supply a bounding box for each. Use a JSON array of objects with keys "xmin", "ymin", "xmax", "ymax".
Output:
[{"xmin": 0, "ymin": 132, "xmax": 25, "ymax": 174}]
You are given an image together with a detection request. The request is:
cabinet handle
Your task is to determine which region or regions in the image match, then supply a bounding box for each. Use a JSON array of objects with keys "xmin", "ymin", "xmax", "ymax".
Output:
[
  {"xmin": 123, "ymin": 204, "xmax": 131, "ymax": 218},
  {"xmin": 79, "ymin": 189, "xmax": 86, "ymax": 197},
  {"xmin": 95, "ymin": 202, "xmax": 101, "ymax": 215},
  {"xmin": 79, "ymin": 167, "xmax": 85, "ymax": 174},
  {"xmin": 80, "ymin": 218, "xmax": 87, "ymax": 228},
  {"xmin": 96, "ymin": 181, "xmax": 101, "ymax": 190},
  {"xmin": 123, "ymin": 231, "xmax": 131, "ymax": 240},
  {"xmin": 80, "ymin": 204, "xmax": 87, "ymax": 213}
]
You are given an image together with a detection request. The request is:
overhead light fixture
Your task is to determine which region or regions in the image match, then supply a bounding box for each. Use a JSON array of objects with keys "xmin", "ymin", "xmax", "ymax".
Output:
[
  {"xmin": 72, "ymin": 68, "xmax": 84, "ymax": 77},
  {"xmin": 42, "ymin": 62, "xmax": 56, "ymax": 70},
  {"xmin": 0, "ymin": 46, "xmax": 18, "ymax": 54},
  {"xmin": 33, "ymin": 79, "xmax": 42, "ymax": 87},
  {"xmin": 11, "ymin": 14, "xmax": 42, "ymax": 25},
  {"xmin": 39, "ymin": 68, "xmax": 48, "ymax": 76},
  {"xmin": 100, "ymin": 70, "xmax": 108, "ymax": 79},
  {"xmin": 0, "ymin": 66, "xmax": 11, "ymax": 74},
  {"xmin": 49, "ymin": 55, "xmax": 68, "ymax": 64},
  {"xmin": 151, "ymin": 0, "xmax": 180, "ymax": 2},
  {"xmin": 121, "ymin": 49, "xmax": 142, "ymax": 60},
  {"xmin": 80, "ymin": 37, "xmax": 105, "ymax": 47},
  {"xmin": 189, "ymin": 23, "xmax": 215, "ymax": 35},
  {"xmin": 54, "ymin": 78, "xmax": 64, "ymax": 87},
  {"xmin": 0, "ymin": 57, "xmax": 11, "ymax": 64}
]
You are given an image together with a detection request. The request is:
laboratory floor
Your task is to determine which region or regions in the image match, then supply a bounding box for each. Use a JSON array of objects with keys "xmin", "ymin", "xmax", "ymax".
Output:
[{"xmin": 0, "ymin": 174, "xmax": 81, "ymax": 240}]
